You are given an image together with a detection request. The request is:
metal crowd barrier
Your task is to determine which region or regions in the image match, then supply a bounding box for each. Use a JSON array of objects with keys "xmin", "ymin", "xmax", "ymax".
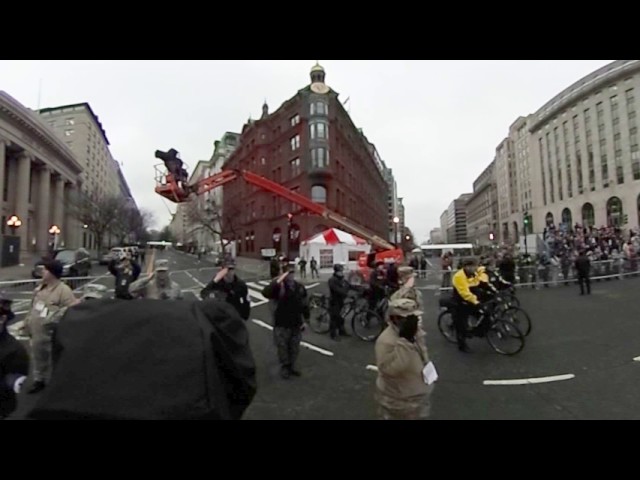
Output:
[{"xmin": 436, "ymin": 259, "xmax": 640, "ymax": 291}]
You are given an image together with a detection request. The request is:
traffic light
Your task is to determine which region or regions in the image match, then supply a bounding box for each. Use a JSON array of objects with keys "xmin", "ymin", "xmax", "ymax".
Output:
[{"xmin": 523, "ymin": 212, "xmax": 530, "ymax": 234}]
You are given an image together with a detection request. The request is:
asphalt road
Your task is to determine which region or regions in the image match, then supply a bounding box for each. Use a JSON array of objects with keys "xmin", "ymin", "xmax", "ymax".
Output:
[{"xmin": 7, "ymin": 251, "xmax": 640, "ymax": 420}]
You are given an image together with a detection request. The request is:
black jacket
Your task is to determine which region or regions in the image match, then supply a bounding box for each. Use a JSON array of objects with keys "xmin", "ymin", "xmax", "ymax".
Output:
[
  {"xmin": 328, "ymin": 274, "xmax": 350, "ymax": 310},
  {"xmin": 499, "ymin": 258, "xmax": 516, "ymax": 283},
  {"xmin": 262, "ymin": 280, "xmax": 309, "ymax": 329},
  {"xmin": 108, "ymin": 260, "xmax": 142, "ymax": 299},
  {"xmin": 270, "ymin": 259, "xmax": 281, "ymax": 279},
  {"xmin": 29, "ymin": 299, "xmax": 256, "ymax": 420},
  {"xmin": 200, "ymin": 277, "xmax": 250, "ymax": 320},
  {"xmin": 0, "ymin": 329, "xmax": 29, "ymax": 418},
  {"xmin": 575, "ymin": 255, "xmax": 591, "ymax": 276}
]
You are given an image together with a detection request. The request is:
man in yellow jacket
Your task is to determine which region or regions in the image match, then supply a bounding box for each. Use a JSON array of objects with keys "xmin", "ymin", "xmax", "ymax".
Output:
[{"xmin": 451, "ymin": 258, "xmax": 482, "ymax": 353}]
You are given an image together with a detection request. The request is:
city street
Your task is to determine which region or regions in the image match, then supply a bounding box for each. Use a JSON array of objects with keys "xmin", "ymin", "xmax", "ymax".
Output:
[{"xmin": 7, "ymin": 249, "xmax": 640, "ymax": 420}]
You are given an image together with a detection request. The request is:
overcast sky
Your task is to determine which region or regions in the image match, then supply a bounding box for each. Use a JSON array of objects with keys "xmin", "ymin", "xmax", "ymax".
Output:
[{"xmin": 0, "ymin": 60, "xmax": 614, "ymax": 242}]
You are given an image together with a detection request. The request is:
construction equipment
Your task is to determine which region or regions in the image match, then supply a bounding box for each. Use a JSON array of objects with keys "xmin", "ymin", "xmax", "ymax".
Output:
[{"xmin": 154, "ymin": 149, "xmax": 403, "ymax": 269}]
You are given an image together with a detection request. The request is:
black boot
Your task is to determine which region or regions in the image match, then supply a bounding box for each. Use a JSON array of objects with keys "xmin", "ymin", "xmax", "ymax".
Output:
[
  {"xmin": 27, "ymin": 380, "xmax": 46, "ymax": 394},
  {"xmin": 280, "ymin": 366, "xmax": 291, "ymax": 380},
  {"xmin": 330, "ymin": 330, "xmax": 341, "ymax": 341},
  {"xmin": 339, "ymin": 328, "xmax": 351, "ymax": 337}
]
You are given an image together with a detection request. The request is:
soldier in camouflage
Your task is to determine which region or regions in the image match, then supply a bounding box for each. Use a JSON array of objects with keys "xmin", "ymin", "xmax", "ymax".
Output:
[
  {"xmin": 130, "ymin": 259, "xmax": 183, "ymax": 300},
  {"xmin": 374, "ymin": 298, "xmax": 434, "ymax": 420}
]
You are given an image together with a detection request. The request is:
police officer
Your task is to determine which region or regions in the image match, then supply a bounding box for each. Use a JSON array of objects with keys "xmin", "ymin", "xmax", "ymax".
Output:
[
  {"xmin": 328, "ymin": 264, "xmax": 351, "ymax": 340},
  {"xmin": 130, "ymin": 259, "xmax": 183, "ymax": 300},
  {"xmin": 200, "ymin": 260, "xmax": 251, "ymax": 320}
]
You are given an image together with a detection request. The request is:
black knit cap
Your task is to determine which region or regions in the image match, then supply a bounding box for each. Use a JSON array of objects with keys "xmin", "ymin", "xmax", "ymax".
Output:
[{"xmin": 44, "ymin": 260, "xmax": 64, "ymax": 279}]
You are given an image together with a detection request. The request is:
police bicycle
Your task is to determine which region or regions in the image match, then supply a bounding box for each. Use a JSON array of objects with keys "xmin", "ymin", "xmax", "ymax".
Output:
[
  {"xmin": 437, "ymin": 296, "xmax": 526, "ymax": 356},
  {"xmin": 308, "ymin": 287, "xmax": 384, "ymax": 342}
]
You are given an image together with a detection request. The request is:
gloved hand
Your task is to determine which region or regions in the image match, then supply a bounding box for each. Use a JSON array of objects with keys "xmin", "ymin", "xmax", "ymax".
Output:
[{"xmin": 398, "ymin": 315, "xmax": 419, "ymax": 342}]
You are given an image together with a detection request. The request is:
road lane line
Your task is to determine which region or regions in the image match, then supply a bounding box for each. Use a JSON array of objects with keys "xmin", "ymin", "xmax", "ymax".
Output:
[
  {"xmin": 251, "ymin": 319, "xmax": 334, "ymax": 357},
  {"xmin": 366, "ymin": 365, "xmax": 378, "ymax": 372},
  {"xmin": 184, "ymin": 271, "xmax": 206, "ymax": 288},
  {"xmin": 633, "ymin": 356, "xmax": 640, "ymax": 362},
  {"xmin": 305, "ymin": 283, "xmax": 320, "ymax": 289},
  {"xmin": 72, "ymin": 273, "xmax": 111, "ymax": 293},
  {"xmin": 483, "ymin": 374, "xmax": 575, "ymax": 386},
  {"xmin": 257, "ymin": 280, "xmax": 270, "ymax": 286}
]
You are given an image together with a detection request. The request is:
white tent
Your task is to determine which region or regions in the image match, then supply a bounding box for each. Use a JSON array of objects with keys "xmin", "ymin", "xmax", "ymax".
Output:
[{"xmin": 299, "ymin": 228, "xmax": 371, "ymax": 272}]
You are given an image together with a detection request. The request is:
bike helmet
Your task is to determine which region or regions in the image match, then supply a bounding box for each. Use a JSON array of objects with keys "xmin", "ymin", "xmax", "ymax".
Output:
[{"xmin": 333, "ymin": 264, "xmax": 344, "ymax": 273}]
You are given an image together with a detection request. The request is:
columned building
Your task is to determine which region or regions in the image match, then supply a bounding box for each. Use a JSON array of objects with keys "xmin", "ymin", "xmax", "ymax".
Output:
[{"xmin": 0, "ymin": 91, "xmax": 83, "ymax": 261}]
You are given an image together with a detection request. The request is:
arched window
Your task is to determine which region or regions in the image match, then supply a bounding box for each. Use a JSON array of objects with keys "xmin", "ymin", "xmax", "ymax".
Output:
[
  {"xmin": 607, "ymin": 197, "xmax": 623, "ymax": 227},
  {"xmin": 311, "ymin": 185, "xmax": 327, "ymax": 204},
  {"xmin": 561, "ymin": 208, "xmax": 573, "ymax": 229},
  {"xmin": 582, "ymin": 203, "xmax": 595, "ymax": 228},
  {"xmin": 513, "ymin": 222, "xmax": 519, "ymax": 240},
  {"xmin": 545, "ymin": 212, "xmax": 555, "ymax": 226}
]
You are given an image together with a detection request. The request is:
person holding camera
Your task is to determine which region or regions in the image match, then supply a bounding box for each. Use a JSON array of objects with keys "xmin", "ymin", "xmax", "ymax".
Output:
[
  {"xmin": 374, "ymin": 298, "xmax": 434, "ymax": 420},
  {"xmin": 0, "ymin": 293, "xmax": 29, "ymax": 419},
  {"xmin": 108, "ymin": 251, "xmax": 141, "ymax": 300}
]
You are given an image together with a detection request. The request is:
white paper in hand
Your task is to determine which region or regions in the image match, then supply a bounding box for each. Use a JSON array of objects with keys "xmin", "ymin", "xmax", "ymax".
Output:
[{"xmin": 422, "ymin": 361, "xmax": 438, "ymax": 385}]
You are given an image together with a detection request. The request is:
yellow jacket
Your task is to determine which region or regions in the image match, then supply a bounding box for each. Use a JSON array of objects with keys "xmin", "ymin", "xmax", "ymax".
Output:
[
  {"xmin": 476, "ymin": 266, "xmax": 490, "ymax": 284},
  {"xmin": 452, "ymin": 269, "xmax": 480, "ymax": 305}
]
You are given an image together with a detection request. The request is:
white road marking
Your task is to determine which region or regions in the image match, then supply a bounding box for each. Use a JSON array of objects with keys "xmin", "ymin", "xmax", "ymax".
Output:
[
  {"xmin": 257, "ymin": 280, "xmax": 270, "ymax": 286},
  {"xmin": 633, "ymin": 356, "xmax": 640, "ymax": 362},
  {"xmin": 366, "ymin": 365, "xmax": 378, "ymax": 372},
  {"xmin": 72, "ymin": 274, "xmax": 111, "ymax": 293},
  {"xmin": 251, "ymin": 319, "xmax": 274, "ymax": 331},
  {"xmin": 184, "ymin": 271, "xmax": 206, "ymax": 288},
  {"xmin": 300, "ymin": 341, "xmax": 334, "ymax": 357},
  {"xmin": 305, "ymin": 283, "xmax": 320, "ymax": 289},
  {"xmin": 251, "ymin": 319, "xmax": 334, "ymax": 357},
  {"xmin": 483, "ymin": 374, "xmax": 575, "ymax": 386}
]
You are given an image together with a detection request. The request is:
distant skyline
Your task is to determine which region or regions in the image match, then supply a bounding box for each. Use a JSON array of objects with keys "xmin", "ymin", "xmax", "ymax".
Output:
[{"xmin": 0, "ymin": 60, "xmax": 614, "ymax": 241}]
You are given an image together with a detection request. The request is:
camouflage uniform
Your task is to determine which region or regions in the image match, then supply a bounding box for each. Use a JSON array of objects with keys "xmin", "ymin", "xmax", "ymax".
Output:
[
  {"xmin": 273, "ymin": 327, "xmax": 302, "ymax": 369},
  {"xmin": 130, "ymin": 260, "xmax": 183, "ymax": 300}
]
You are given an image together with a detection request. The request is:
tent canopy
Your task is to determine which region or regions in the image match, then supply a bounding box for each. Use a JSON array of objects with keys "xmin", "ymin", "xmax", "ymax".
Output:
[{"xmin": 303, "ymin": 228, "xmax": 367, "ymax": 246}]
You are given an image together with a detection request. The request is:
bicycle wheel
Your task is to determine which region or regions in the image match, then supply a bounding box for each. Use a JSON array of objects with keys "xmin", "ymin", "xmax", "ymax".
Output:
[
  {"xmin": 505, "ymin": 293, "xmax": 521, "ymax": 308},
  {"xmin": 309, "ymin": 306, "xmax": 331, "ymax": 334},
  {"xmin": 486, "ymin": 319, "xmax": 525, "ymax": 356},
  {"xmin": 352, "ymin": 309, "xmax": 384, "ymax": 342},
  {"xmin": 437, "ymin": 310, "xmax": 458, "ymax": 344},
  {"xmin": 499, "ymin": 306, "xmax": 531, "ymax": 336}
]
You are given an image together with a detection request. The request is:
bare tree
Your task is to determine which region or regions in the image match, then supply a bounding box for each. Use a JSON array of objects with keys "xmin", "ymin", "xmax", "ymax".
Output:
[
  {"xmin": 66, "ymin": 191, "xmax": 123, "ymax": 251},
  {"xmin": 185, "ymin": 198, "xmax": 241, "ymax": 254},
  {"xmin": 112, "ymin": 206, "xmax": 156, "ymax": 245}
]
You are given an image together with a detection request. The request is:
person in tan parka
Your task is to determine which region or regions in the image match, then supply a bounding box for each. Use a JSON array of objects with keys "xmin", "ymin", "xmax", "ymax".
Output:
[{"xmin": 374, "ymin": 298, "xmax": 434, "ymax": 420}]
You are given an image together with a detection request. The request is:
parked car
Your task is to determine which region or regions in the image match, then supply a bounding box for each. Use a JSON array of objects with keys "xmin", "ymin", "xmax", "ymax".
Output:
[
  {"xmin": 99, "ymin": 251, "xmax": 114, "ymax": 265},
  {"xmin": 32, "ymin": 248, "xmax": 92, "ymax": 279}
]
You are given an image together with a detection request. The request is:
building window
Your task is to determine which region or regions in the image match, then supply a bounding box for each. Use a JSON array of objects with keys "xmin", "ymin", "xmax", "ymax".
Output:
[
  {"xmin": 290, "ymin": 135, "xmax": 300, "ymax": 151},
  {"xmin": 311, "ymin": 148, "xmax": 329, "ymax": 168},
  {"xmin": 290, "ymin": 114, "xmax": 300, "ymax": 127},
  {"xmin": 311, "ymin": 185, "xmax": 327, "ymax": 204},
  {"xmin": 310, "ymin": 121, "xmax": 328, "ymax": 140},
  {"xmin": 310, "ymin": 101, "xmax": 328, "ymax": 116},
  {"xmin": 290, "ymin": 158, "xmax": 301, "ymax": 177},
  {"xmin": 64, "ymin": 129, "xmax": 74, "ymax": 136}
]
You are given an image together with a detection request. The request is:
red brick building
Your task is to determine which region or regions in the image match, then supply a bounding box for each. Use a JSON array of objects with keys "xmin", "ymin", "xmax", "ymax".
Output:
[{"xmin": 222, "ymin": 63, "xmax": 389, "ymax": 259}]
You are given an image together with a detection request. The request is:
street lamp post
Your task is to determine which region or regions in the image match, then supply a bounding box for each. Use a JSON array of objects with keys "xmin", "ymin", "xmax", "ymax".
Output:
[
  {"xmin": 393, "ymin": 216, "xmax": 400, "ymax": 246},
  {"xmin": 6, "ymin": 215, "xmax": 22, "ymax": 236},
  {"xmin": 49, "ymin": 225, "xmax": 61, "ymax": 252}
]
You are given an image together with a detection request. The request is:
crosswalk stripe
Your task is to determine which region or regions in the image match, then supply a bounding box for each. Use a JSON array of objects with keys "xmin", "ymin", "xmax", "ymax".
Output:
[{"xmin": 257, "ymin": 280, "xmax": 270, "ymax": 286}]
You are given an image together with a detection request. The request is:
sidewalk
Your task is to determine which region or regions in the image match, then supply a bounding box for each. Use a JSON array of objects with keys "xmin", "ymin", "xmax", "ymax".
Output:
[{"xmin": 0, "ymin": 254, "xmax": 39, "ymax": 282}]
